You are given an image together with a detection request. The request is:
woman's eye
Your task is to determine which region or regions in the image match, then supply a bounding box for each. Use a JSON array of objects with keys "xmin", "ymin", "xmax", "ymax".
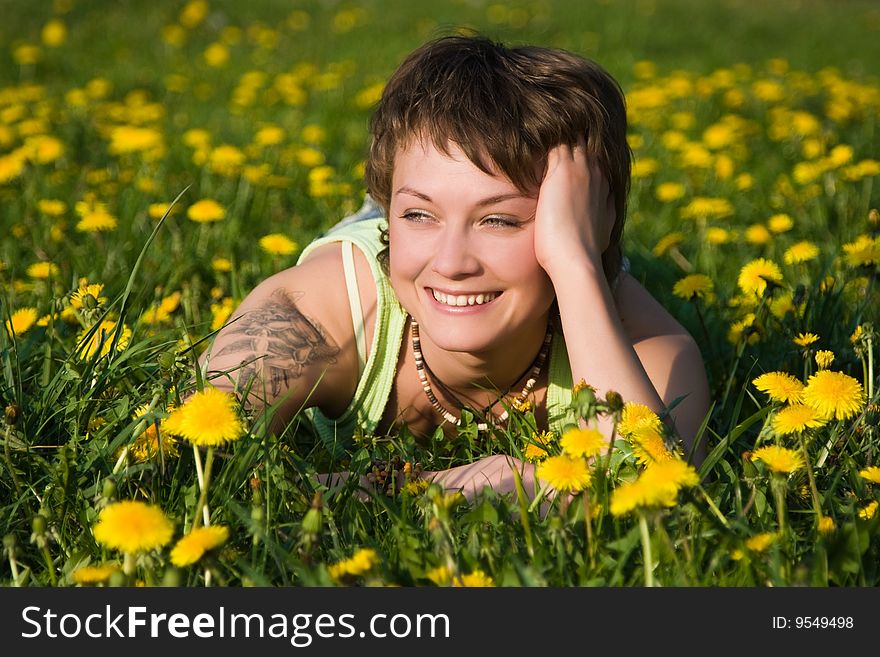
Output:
[
  {"xmin": 401, "ymin": 210, "xmax": 433, "ymax": 223},
  {"xmin": 482, "ymin": 216, "xmax": 519, "ymax": 228}
]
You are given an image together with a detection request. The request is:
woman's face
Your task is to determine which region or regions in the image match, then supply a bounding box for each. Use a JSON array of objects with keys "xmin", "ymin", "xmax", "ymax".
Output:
[{"xmin": 388, "ymin": 139, "xmax": 556, "ymax": 354}]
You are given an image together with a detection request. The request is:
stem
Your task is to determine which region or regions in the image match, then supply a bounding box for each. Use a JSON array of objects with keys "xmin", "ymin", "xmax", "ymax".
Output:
[
  {"xmin": 3, "ymin": 424, "xmax": 24, "ymax": 498},
  {"xmin": 771, "ymin": 475, "xmax": 787, "ymax": 537},
  {"xmin": 192, "ymin": 446, "xmax": 214, "ymax": 530},
  {"xmin": 698, "ymin": 485, "xmax": 730, "ymax": 528},
  {"xmin": 40, "ymin": 544, "xmax": 57, "ymax": 586},
  {"xmin": 638, "ymin": 512, "xmax": 654, "ymax": 587},
  {"xmin": 799, "ymin": 433, "xmax": 823, "ymax": 521},
  {"xmin": 583, "ymin": 489, "xmax": 594, "ymax": 568},
  {"xmin": 868, "ymin": 335, "xmax": 875, "ymax": 402}
]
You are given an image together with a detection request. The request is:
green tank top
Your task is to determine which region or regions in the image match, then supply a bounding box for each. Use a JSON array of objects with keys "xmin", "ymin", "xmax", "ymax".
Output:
[{"xmin": 297, "ymin": 217, "xmax": 575, "ymax": 453}]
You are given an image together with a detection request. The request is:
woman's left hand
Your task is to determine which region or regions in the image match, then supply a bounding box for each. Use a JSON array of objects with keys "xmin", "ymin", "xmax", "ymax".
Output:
[{"xmin": 533, "ymin": 141, "xmax": 616, "ymax": 281}]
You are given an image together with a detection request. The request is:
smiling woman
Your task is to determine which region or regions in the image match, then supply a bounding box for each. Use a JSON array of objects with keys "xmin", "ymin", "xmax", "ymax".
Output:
[{"xmin": 200, "ymin": 34, "xmax": 710, "ymax": 503}]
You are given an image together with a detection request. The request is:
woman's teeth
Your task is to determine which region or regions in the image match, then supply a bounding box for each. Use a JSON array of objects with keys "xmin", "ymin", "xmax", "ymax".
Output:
[{"xmin": 431, "ymin": 289, "xmax": 499, "ymax": 307}]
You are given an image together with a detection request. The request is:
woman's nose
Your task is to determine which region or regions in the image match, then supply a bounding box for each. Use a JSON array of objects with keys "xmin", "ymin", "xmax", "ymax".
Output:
[{"xmin": 431, "ymin": 225, "xmax": 481, "ymax": 278}]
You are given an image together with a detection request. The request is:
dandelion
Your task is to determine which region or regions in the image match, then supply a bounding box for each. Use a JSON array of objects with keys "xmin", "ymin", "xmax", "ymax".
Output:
[
  {"xmin": 850, "ymin": 325, "xmax": 863, "ymax": 344},
  {"xmin": 814, "ymin": 350, "xmax": 835, "ymax": 370},
  {"xmin": 187, "ymin": 199, "xmax": 226, "ymax": 223},
  {"xmin": 328, "ymin": 548, "xmax": 379, "ymax": 581},
  {"xmin": 37, "ymin": 199, "xmax": 67, "ymax": 216},
  {"xmin": 680, "ymin": 196, "xmax": 734, "ymax": 220},
  {"xmin": 745, "ymin": 532, "xmax": 776, "ymax": 553},
  {"xmin": 771, "ymin": 404, "xmax": 826, "ymax": 435},
  {"xmin": 745, "ymin": 224, "xmax": 771, "ymax": 245},
  {"xmin": 76, "ymin": 320, "xmax": 132, "ymax": 360},
  {"xmin": 523, "ymin": 430, "xmax": 553, "ymax": 462},
  {"xmin": 784, "ymin": 241, "xmax": 819, "ymax": 264},
  {"xmin": 203, "ymin": 42, "xmax": 230, "ymax": 67},
  {"xmin": 536, "ymin": 454, "xmax": 592, "ymax": 493},
  {"xmin": 738, "ymin": 258, "xmax": 783, "ymax": 297},
  {"xmin": 127, "ymin": 404, "xmax": 180, "ymax": 464},
  {"xmin": 163, "ymin": 386, "xmax": 244, "ymax": 446},
  {"xmin": 5, "ymin": 307, "xmax": 38, "ymax": 337},
  {"xmin": 71, "ymin": 563, "xmax": 120, "ymax": 585},
  {"xmin": 610, "ymin": 458, "xmax": 698, "ymax": 516},
  {"xmin": 842, "ymin": 235, "xmax": 880, "ymax": 267},
  {"xmin": 259, "ymin": 233, "xmax": 298, "ymax": 256},
  {"xmin": 630, "ymin": 426, "xmax": 675, "ymax": 466},
  {"xmin": 767, "ymin": 213, "xmax": 794, "ymax": 233},
  {"xmin": 673, "ymin": 274, "xmax": 714, "ymax": 301},
  {"xmin": 655, "ymin": 182, "xmax": 686, "ymax": 202},
  {"xmin": 425, "ymin": 565, "xmax": 452, "ymax": 586},
  {"xmin": 254, "ymin": 124, "xmax": 285, "ymax": 147},
  {"xmin": 170, "ymin": 525, "xmax": 229, "ymax": 567},
  {"xmin": 76, "ymin": 209, "xmax": 118, "ymax": 232},
  {"xmin": 751, "ymin": 445, "xmax": 804, "ymax": 474},
  {"xmin": 793, "ymin": 332, "xmax": 819, "ymax": 347},
  {"xmin": 652, "ymin": 231, "xmax": 684, "ymax": 256},
  {"xmin": 211, "ymin": 257, "xmax": 233, "ymax": 273},
  {"xmin": 752, "ymin": 372, "xmax": 803, "ymax": 403},
  {"xmin": 705, "ymin": 226, "xmax": 732, "ymax": 244},
  {"xmin": 70, "ymin": 282, "xmax": 106, "ymax": 309},
  {"xmin": 858, "ymin": 466, "xmax": 880, "ymax": 485},
  {"xmin": 858, "ymin": 501, "xmax": 878, "ymax": 520},
  {"xmin": 93, "ymin": 500, "xmax": 174, "ymax": 553},
  {"xmin": 817, "ymin": 517, "xmax": 836, "ymax": 535},
  {"xmin": 560, "ymin": 427, "xmax": 606, "ymax": 458},
  {"xmin": 452, "ymin": 570, "xmax": 495, "ymax": 587},
  {"xmin": 26, "ymin": 261, "xmax": 59, "ymax": 279},
  {"xmin": 801, "ymin": 370, "xmax": 865, "ymax": 421},
  {"xmin": 618, "ymin": 402, "xmax": 663, "ymax": 437}
]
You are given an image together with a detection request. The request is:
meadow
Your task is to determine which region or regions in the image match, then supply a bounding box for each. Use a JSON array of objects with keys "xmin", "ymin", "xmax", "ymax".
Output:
[{"xmin": 0, "ymin": 0, "xmax": 878, "ymax": 587}]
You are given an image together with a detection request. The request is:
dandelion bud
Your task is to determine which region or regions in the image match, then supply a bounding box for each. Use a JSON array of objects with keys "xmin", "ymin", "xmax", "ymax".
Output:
[
  {"xmin": 31, "ymin": 515, "xmax": 47, "ymax": 535},
  {"xmin": 301, "ymin": 507, "xmax": 322, "ymax": 535},
  {"xmin": 157, "ymin": 351, "xmax": 176, "ymax": 371},
  {"xmin": 604, "ymin": 390, "xmax": 624, "ymax": 413},
  {"xmin": 4, "ymin": 403, "xmax": 20, "ymax": 426},
  {"xmin": 81, "ymin": 294, "xmax": 98, "ymax": 310},
  {"xmin": 102, "ymin": 478, "xmax": 116, "ymax": 500},
  {"xmin": 869, "ymin": 208, "xmax": 879, "ymax": 225},
  {"xmin": 109, "ymin": 571, "xmax": 127, "ymax": 587},
  {"xmin": 162, "ymin": 567, "xmax": 182, "ymax": 587},
  {"xmin": 3, "ymin": 533, "xmax": 16, "ymax": 551}
]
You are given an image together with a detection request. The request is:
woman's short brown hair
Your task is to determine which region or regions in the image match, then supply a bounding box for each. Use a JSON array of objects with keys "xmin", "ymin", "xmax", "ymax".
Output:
[{"xmin": 365, "ymin": 34, "xmax": 631, "ymax": 283}]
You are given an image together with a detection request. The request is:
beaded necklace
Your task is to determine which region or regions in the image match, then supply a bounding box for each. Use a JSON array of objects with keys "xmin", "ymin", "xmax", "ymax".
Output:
[{"xmin": 410, "ymin": 317, "xmax": 553, "ymax": 431}]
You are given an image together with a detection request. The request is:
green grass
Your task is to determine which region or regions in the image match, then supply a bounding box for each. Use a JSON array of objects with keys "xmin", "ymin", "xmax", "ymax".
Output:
[{"xmin": 0, "ymin": 0, "xmax": 878, "ymax": 587}]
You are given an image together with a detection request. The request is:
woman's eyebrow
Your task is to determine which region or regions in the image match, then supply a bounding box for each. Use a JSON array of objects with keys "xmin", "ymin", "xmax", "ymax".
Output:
[{"xmin": 394, "ymin": 186, "xmax": 531, "ymax": 206}]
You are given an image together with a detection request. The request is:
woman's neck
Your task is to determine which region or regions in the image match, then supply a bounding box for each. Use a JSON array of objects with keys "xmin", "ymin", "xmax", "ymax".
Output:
[{"xmin": 411, "ymin": 314, "xmax": 552, "ymax": 409}]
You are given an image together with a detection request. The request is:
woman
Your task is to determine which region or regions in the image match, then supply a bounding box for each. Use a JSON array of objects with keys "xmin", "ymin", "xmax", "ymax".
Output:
[{"xmin": 201, "ymin": 35, "xmax": 711, "ymax": 500}]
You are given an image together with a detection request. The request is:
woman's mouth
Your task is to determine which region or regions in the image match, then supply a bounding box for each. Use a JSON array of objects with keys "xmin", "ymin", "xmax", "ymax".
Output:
[{"xmin": 428, "ymin": 288, "xmax": 502, "ymax": 307}]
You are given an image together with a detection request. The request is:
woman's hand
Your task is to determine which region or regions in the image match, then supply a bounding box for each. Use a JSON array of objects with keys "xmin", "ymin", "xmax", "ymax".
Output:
[{"xmin": 533, "ymin": 141, "xmax": 616, "ymax": 281}]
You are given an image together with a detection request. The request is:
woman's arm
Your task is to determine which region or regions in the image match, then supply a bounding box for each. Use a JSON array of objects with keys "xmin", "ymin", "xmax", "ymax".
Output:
[
  {"xmin": 198, "ymin": 251, "xmax": 359, "ymax": 434},
  {"xmin": 534, "ymin": 143, "xmax": 710, "ymax": 463}
]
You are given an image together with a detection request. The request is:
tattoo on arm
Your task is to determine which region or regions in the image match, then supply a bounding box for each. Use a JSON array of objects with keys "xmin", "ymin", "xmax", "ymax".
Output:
[{"xmin": 213, "ymin": 289, "xmax": 340, "ymax": 398}]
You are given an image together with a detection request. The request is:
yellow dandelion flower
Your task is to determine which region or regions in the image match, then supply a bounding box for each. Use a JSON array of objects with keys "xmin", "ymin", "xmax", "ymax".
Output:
[
  {"xmin": 850, "ymin": 325, "xmax": 863, "ymax": 344},
  {"xmin": 5, "ymin": 307, "xmax": 38, "ymax": 337},
  {"xmin": 211, "ymin": 257, "xmax": 233, "ymax": 273},
  {"xmin": 771, "ymin": 404, "xmax": 826, "ymax": 435},
  {"xmin": 41, "ymin": 19, "xmax": 67, "ymax": 47},
  {"xmin": 618, "ymin": 402, "xmax": 662, "ymax": 437},
  {"xmin": 744, "ymin": 532, "xmax": 776, "ymax": 553},
  {"xmin": 610, "ymin": 458, "xmax": 698, "ymax": 516},
  {"xmin": 258, "ymin": 233, "xmax": 298, "ymax": 256},
  {"xmin": 751, "ymin": 445, "xmax": 804, "ymax": 474},
  {"xmin": 71, "ymin": 563, "xmax": 120, "ymax": 585},
  {"xmin": 560, "ymin": 427, "xmax": 606, "ymax": 458},
  {"xmin": 187, "ymin": 199, "xmax": 226, "ymax": 223},
  {"xmin": 523, "ymin": 430, "xmax": 553, "ymax": 463},
  {"xmin": 536, "ymin": 454, "xmax": 592, "ymax": 493},
  {"xmin": 452, "ymin": 570, "xmax": 495, "ymax": 587},
  {"xmin": 37, "ymin": 199, "xmax": 67, "ymax": 216},
  {"xmin": 93, "ymin": 500, "xmax": 174, "ymax": 553},
  {"xmin": 672, "ymin": 274, "xmax": 714, "ymax": 301},
  {"xmin": 328, "ymin": 548, "xmax": 379, "ymax": 581},
  {"xmin": 208, "ymin": 144, "xmax": 245, "ymax": 176},
  {"xmin": 652, "ymin": 231, "xmax": 684, "ymax": 256},
  {"xmin": 842, "ymin": 234, "xmax": 880, "ymax": 267},
  {"xmin": 210, "ymin": 297, "xmax": 236, "ymax": 331},
  {"xmin": 127, "ymin": 405, "xmax": 180, "ymax": 464},
  {"xmin": 767, "ymin": 213, "xmax": 794, "ymax": 233},
  {"xmin": 793, "ymin": 332, "xmax": 819, "ymax": 347},
  {"xmin": 784, "ymin": 241, "xmax": 819, "ymax": 265},
  {"xmin": 745, "ymin": 224, "xmax": 771, "ymax": 245},
  {"xmin": 858, "ymin": 466, "xmax": 880, "ymax": 484},
  {"xmin": 76, "ymin": 209, "xmax": 118, "ymax": 233},
  {"xmin": 680, "ymin": 196, "xmax": 734, "ymax": 220},
  {"xmin": 858, "ymin": 501, "xmax": 878, "ymax": 520},
  {"xmin": 801, "ymin": 370, "xmax": 865, "ymax": 421},
  {"xmin": 655, "ymin": 182, "xmax": 686, "ymax": 203},
  {"xmin": 70, "ymin": 283, "xmax": 107, "ymax": 309},
  {"xmin": 425, "ymin": 565, "xmax": 452, "ymax": 586},
  {"xmin": 108, "ymin": 125, "xmax": 163, "ymax": 156},
  {"xmin": 27, "ymin": 261, "xmax": 59, "ymax": 279},
  {"xmin": 705, "ymin": 226, "xmax": 731, "ymax": 245},
  {"xmin": 76, "ymin": 320, "xmax": 132, "ymax": 360},
  {"xmin": 630, "ymin": 426, "xmax": 674, "ymax": 466},
  {"xmin": 738, "ymin": 258, "xmax": 783, "ymax": 297},
  {"xmin": 817, "ymin": 516, "xmax": 836, "ymax": 535},
  {"xmin": 170, "ymin": 525, "xmax": 229, "ymax": 567},
  {"xmin": 814, "ymin": 350, "xmax": 835, "ymax": 370},
  {"xmin": 163, "ymin": 386, "xmax": 244, "ymax": 446}
]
